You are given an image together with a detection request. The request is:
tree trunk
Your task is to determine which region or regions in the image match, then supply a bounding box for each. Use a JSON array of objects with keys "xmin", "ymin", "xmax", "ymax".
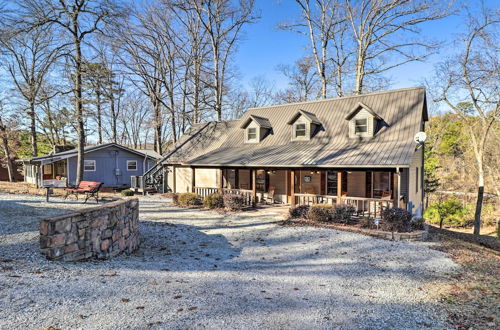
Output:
[
  {"xmin": 152, "ymin": 96, "xmax": 162, "ymax": 155},
  {"xmin": 96, "ymin": 91, "xmax": 103, "ymax": 144},
  {"xmin": 29, "ymin": 101, "xmax": 38, "ymax": 157},
  {"xmin": 473, "ymin": 173, "xmax": 484, "ymax": 235},
  {"xmin": 0, "ymin": 117, "xmax": 15, "ymax": 182},
  {"xmin": 74, "ymin": 27, "xmax": 85, "ymax": 186},
  {"xmin": 354, "ymin": 45, "xmax": 365, "ymax": 95},
  {"xmin": 110, "ymin": 95, "xmax": 117, "ymax": 143}
]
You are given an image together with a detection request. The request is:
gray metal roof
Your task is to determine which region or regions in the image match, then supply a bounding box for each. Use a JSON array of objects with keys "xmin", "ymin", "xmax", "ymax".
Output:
[
  {"xmin": 240, "ymin": 115, "xmax": 273, "ymax": 129},
  {"xmin": 25, "ymin": 143, "xmax": 161, "ymax": 164},
  {"xmin": 287, "ymin": 109, "xmax": 322, "ymax": 125},
  {"xmin": 164, "ymin": 87, "xmax": 428, "ymax": 168}
]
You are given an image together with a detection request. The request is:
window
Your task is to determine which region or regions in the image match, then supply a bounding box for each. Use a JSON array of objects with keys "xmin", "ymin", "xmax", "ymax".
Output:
[
  {"xmin": 295, "ymin": 123, "xmax": 306, "ymax": 137},
  {"xmin": 326, "ymin": 171, "xmax": 338, "ymax": 196},
  {"xmin": 373, "ymin": 172, "xmax": 391, "ymax": 199},
  {"xmin": 84, "ymin": 160, "xmax": 96, "ymax": 171},
  {"xmin": 127, "ymin": 160, "xmax": 138, "ymax": 171},
  {"xmin": 247, "ymin": 127, "xmax": 257, "ymax": 141},
  {"xmin": 355, "ymin": 118, "xmax": 368, "ymax": 134}
]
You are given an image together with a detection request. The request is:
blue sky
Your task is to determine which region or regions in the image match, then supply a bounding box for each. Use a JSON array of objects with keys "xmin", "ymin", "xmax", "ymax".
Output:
[{"xmin": 234, "ymin": 0, "xmax": 488, "ymax": 92}]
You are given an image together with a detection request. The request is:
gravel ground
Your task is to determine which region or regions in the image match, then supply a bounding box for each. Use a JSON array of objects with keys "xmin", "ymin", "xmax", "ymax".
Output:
[{"xmin": 0, "ymin": 193, "xmax": 459, "ymax": 329}]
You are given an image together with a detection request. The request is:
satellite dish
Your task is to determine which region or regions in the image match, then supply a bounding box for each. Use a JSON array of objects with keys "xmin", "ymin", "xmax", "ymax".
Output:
[{"xmin": 414, "ymin": 131, "xmax": 427, "ymax": 144}]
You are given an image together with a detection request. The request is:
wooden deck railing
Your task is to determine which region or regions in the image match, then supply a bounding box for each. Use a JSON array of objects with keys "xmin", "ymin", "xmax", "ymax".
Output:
[
  {"xmin": 341, "ymin": 197, "xmax": 394, "ymax": 219},
  {"xmin": 193, "ymin": 186, "xmax": 220, "ymax": 198},
  {"xmin": 192, "ymin": 187, "xmax": 255, "ymax": 207},
  {"xmin": 293, "ymin": 193, "xmax": 337, "ymax": 206},
  {"xmin": 222, "ymin": 188, "xmax": 254, "ymax": 207},
  {"xmin": 293, "ymin": 194, "xmax": 394, "ymax": 219}
]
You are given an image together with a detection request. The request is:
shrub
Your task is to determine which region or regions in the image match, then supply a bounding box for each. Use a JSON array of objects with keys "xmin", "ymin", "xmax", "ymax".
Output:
[
  {"xmin": 204, "ymin": 193, "xmax": 224, "ymax": 209},
  {"xmin": 289, "ymin": 205, "xmax": 310, "ymax": 219},
  {"xmin": 177, "ymin": 193, "xmax": 203, "ymax": 207},
  {"xmin": 307, "ymin": 204, "xmax": 335, "ymax": 222},
  {"xmin": 162, "ymin": 192, "xmax": 179, "ymax": 205},
  {"xmin": 331, "ymin": 204, "xmax": 356, "ymax": 224},
  {"xmin": 223, "ymin": 194, "xmax": 245, "ymax": 211},
  {"xmin": 381, "ymin": 207, "xmax": 413, "ymax": 232},
  {"xmin": 424, "ymin": 198, "xmax": 471, "ymax": 228},
  {"xmin": 121, "ymin": 189, "xmax": 134, "ymax": 196},
  {"xmin": 411, "ymin": 217, "xmax": 425, "ymax": 230},
  {"xmin": 360, "ymin": 217, "xmax": 376, "ymax": 229}
]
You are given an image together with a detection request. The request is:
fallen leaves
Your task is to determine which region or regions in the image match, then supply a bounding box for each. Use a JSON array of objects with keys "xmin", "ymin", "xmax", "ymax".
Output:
[
  {"xmin": 135, "ymin": 306, "xmax": 145, "ymax": 310},
  {"xmin": 121, "ymin": 298, "xmax": 130, "ymax": 303},
  {"xmin": 100, "ymin": 272, "xmax": 118, "ymax": 277}
]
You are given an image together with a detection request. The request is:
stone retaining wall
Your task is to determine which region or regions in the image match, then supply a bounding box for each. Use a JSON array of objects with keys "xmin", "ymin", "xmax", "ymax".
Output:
[{"xmin": 40, "ymin": 198, "xmax": 140, "ymax": 261}]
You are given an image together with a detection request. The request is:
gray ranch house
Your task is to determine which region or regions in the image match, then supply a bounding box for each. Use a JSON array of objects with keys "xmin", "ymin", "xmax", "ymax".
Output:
[
  {"xmin": 136, "ymin": 87, "xmax": 427, "ymax": 217},
  {"xmin": 22, "ymin": 143, "xmax": 161, "ymax": 189}
]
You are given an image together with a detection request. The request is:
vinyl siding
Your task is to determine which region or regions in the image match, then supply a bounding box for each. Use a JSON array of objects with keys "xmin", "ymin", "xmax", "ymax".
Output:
[
  {"xmin": 408, "ymin": 148, "xmax": 424, "ymax": 216},
  {"xmin": 67, "ymin": 147, "xmax": 149, "ymax": 187},
  {"xmin": 195, "ymin": 168, "xmax": 218, "ymax": 188}
]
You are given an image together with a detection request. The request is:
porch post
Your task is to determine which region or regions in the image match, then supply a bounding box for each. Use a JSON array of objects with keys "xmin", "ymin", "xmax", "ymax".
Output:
[
  {"xmin": 191, "ymin": 167, "xmax": 196, "ymax": 193},
  {"xmin": 251, "ymin": 169, "xmax": 257, "ymax": 206},
  {"xmin": 234, "ymin": 169, "xmax": 239, "ymax": 189},
  {"xmin": 395, "ymin": 168, "xmax": 401, "ymax": 208},
  {"xmin": 218, "ymin": 168, "xmax": 224, "ymax": 192},
  {"xmin": 290, "ymin": 169, "xmax": 295, "ymax": 206},
  {"xmin": 337, "ymin": 171, "xmax": 342, "ymax": 204},
  {"xmin": 172, "ymin": 166, "xmax": 177, "ymax": 193}
]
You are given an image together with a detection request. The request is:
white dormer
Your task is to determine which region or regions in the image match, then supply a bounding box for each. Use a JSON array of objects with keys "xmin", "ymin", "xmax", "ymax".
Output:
[
  {"xmin": 287, "ymin": 109, "xmax": 322, "ymax": 141},
  {"xmin": 240, "ymin": 115, "xmax": 272, "ymax": 143},
  {"xmin": 345, "ymin": 102, "xmax": 382, "ymax": 138}
]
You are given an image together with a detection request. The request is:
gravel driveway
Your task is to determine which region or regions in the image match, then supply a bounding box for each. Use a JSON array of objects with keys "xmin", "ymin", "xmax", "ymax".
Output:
[{"xmin": 0, "ymin": 193, "xmax": 458, "ymax": 329}]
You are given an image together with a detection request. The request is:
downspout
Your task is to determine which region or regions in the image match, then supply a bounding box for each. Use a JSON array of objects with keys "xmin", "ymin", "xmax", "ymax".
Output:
[{"xmin": 396, "ymin": 166, "xmax": 401, "ymax": 209}]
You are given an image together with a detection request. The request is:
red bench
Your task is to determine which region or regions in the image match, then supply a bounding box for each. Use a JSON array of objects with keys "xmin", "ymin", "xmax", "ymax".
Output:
[{"xmin": 65, "ymin": 181, "xmax": 103, "ymax": 203}]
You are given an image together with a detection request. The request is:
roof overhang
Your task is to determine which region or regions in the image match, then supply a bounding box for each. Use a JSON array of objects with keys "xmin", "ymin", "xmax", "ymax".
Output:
[
  {"xmin": 287, "ymin": 109, "xmax": 322, "ymax": 125},
  {"xmin": 345, "ymin": 102, "xmax": 382, "ymax": 121},
  {"xmin": 240, "ymin": 115, "xmax": 272, "ymax": 129}
]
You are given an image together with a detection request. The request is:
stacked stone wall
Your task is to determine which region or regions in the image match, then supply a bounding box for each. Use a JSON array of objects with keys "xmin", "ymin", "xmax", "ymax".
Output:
[{"xmin": 40, "ymin": 198, "xmax": 140, "ymax": 261}]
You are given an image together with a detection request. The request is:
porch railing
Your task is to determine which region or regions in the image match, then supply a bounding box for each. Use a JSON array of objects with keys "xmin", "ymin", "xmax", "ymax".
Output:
[
  {"xmin": 294, "ymin": 193, "xmax": 337, "ymax": 205},
  {"xmin": 293, "ymin": 195, "xmax": 394, "ymax": 219},
  {"xmin": 222, "ymin": 188, "xmax": 254, "ymax": 207},
  {"xmin": 192, "ymin": 186, "xmax": 255, "ymax": 207},
  {"xmin": 193, "ymin": 186, "xmax": 220, "ymax": 198}
]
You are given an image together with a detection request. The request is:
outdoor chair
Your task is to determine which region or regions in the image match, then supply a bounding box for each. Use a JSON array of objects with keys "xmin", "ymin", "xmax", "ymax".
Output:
[{"xmin": 263, "ymin": 186, "xmax": 276, "ymax": 204}]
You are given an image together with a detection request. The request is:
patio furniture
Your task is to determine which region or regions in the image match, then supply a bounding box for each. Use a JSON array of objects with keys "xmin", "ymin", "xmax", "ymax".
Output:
[
  {"xmin": 263, "ymin": 186, "xmax": 276, "ymax": 204},
  {"xmin": 65, "ymin": 181, "xmax": 103, "ymax": 203}
]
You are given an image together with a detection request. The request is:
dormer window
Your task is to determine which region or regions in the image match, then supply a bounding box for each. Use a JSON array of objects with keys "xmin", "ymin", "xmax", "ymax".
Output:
[
  {"xmin": 295, "ymin": 123, "xmax": 306, "ymax": 138},
  {"xmin": 345, "ymin": 102, "xmax": 382, "ymax": 138},
  {"xmin": 287, "ymin": 109, "xmax": 322, "ymax": 141},
  {"xmin": 240, "ymin": 114, "xmax": 272, "ymax": 143},
  {"xmin": 247, "ymin": 127, "xmax": 257, "ymax": 141},
  {"xmin": 354, "ymin": 118, "xmax": 368, "ymax": 134}
]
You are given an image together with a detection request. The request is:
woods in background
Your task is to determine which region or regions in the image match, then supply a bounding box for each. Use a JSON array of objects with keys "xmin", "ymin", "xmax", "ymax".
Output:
[{"xmin": 0, "ymin": 0, "xmax": 498, "ymax": 233}]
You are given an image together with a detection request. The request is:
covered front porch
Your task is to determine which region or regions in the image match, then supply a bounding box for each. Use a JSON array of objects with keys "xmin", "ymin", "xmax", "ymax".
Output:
[
  {"xmin": 189, "ymin": 167, "xmax": 406, "ymax": 218},
  {"xmin": 24, "ymin": 159, "xmax": 69, "ymax": 188}
]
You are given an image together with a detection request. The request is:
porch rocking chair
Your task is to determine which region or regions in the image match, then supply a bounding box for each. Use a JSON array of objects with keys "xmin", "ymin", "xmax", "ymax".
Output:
[{"xmin": 263, "ymin": 186, "xmax": 276, "ymax": 204}]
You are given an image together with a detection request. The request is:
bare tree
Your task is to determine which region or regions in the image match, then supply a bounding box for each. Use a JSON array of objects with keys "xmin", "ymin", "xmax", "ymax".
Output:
[
  {"xmin": 277, "ymin": 55, "xmax": 319, "ymax": 102},
  {"xmin": 15, "ymin": 0, "xmax": 123, "ymax": 184},
  {"xmin": 0, "ymin": 25, "xmax": 60, "ymax": 157},
  {"xmin": 345, "ymin": 0, "xmax": 454, "ymax": 94},
  {"xmin": 189, "ymin": 0, "xmax": 258, "ymax": 121},
  {"xmin": 431, "ymin": 9, "xmax": 499, "ymax": 235},
  {"xmin": 281, "ymin": 0, "xmax": 349, "ymax": 98}
]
